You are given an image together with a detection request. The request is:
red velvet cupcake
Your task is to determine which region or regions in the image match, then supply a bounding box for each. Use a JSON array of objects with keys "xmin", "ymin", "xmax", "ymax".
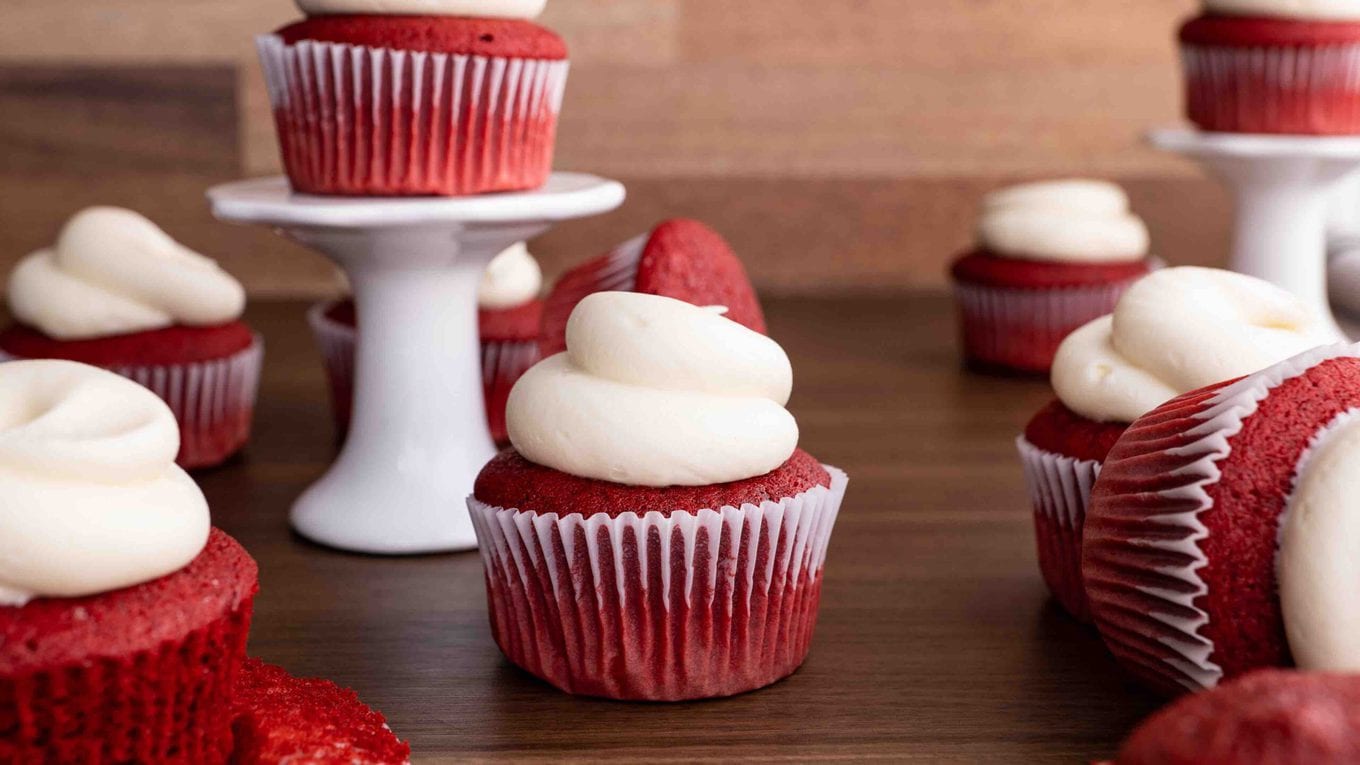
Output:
[
  {"xmin": 951, "ymin": 180, "xmax": 1156, "ymax": 374},
  {"xmin": 259, "ymin": 0, "xmax": 567, "ymax": 197},
  {"xmin": 310, "ymin": 241, "xmax": 543, "ymax": 442},
  {"xmin": 232, "ymin": 658, "xmax": 410, "ymax": 764},
  {"xmin": 1085, "ymin": 343, "xmax": 1360, "ymax": 696},
  {"xmin": 468, "ymin": 292, "xmax": 847, "ymax": 701},
  {"xmin": 1115, "ymin": 670, "xmax": 1360, "ymax": 765},
  {"xmin": 0, "ymin": 207, "xmax": 261, "ymax": 470},
  {"xmin": 539, "ymin": 218, "xmax": 767, "ymax": 357},
  {"xmin": 1180, "ymin": 3, "xmax": 1360, "ymax": 134},
  {"xmin": 1018, "ymin": 267, "xmax": 1334, "ymax": 623},
  {"xmin": 0, "ymin": 360, "xmax": 257, "ymax": 763}
]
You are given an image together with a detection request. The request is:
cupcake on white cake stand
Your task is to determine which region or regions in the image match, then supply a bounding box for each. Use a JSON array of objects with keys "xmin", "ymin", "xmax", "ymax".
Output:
[{"xmin": 208, "ymin": 174, "xmax": 625, "ymax": 554}]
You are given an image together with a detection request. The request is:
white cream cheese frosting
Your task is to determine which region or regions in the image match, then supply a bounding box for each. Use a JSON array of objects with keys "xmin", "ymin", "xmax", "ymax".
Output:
[
  {"xmin": 978, "ymin": 179, "xmax": 1150, "ymax": 264},
  {"xmin": 0, "ymin": 360, "xmax": 210, "ymax": 606},
  {"xmin": 1051, "ymin": 267, "xmax": 1337, "ymax": 423},
  {"xmin": 506, "ymin": 292, "xmax": 798, "ymax": 487},
  {"xmin": 1204, "ymin": 0, "xmax": 1360, "ymax": 21},
  {"xmin": 295, "ymin": 0, "xmax": 546, "ymax": 18},
  {"xmin": 478, "ymin": 242, "xmax": 542, "ymax": 310},
  {"xmin": 1279, "ymin": 411, "xmax": 1360, "ymax": 671},
  {"xmin": 8, "ymin": 207, "xmax": 246, "ymax": 341}
]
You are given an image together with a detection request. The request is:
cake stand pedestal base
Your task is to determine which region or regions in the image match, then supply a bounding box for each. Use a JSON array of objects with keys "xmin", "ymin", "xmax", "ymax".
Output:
[{"xmin": 209, "ymin": 174, "xmax": 626, "ymax": 554}]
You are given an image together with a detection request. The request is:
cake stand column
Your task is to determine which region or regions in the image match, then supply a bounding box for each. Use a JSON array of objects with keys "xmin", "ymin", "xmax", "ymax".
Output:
[
  {"xmin": 1149, "ymin": 129, "xmax": 1360, "ymax": 338},
  {"xmin": 209, "ymin": 174, "xmax": 626, "ymax": 554}
]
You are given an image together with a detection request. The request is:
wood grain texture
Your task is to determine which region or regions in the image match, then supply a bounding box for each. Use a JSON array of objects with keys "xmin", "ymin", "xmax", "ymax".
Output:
[
  {"xmin": 0, "ymin": 0, "xmax": 1227, "ymax": 295},
  {"xmin": 211, "ymin": 295, "xmax": 1163, "ymax": 763}
]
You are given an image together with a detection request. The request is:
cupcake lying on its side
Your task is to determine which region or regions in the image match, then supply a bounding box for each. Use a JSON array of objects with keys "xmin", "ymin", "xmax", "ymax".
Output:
[
  {"xmin": 951, "ymin": 179, "xmax": 1156, "ymax": 374},
  {"xmin": 1180, "ymin": 0, "xmax": 1360, "ymax": 134},
  {"xmin": 0, "ymin": 207, "xmax": 262, "ymax": 470},
  {"xmin": 260, "ymin": 0, "xmax": 567, "ymax": 196},
  {"xmin": 0, "ymin": 361, "xmax": 258, "ymax": 762},
  {"xmin": 312, "ymin": 241, "xmax": 544, "ymax": 443},
  {"xmin": 1020, "ymin": 267, "xmax": 1334, "ymax": 622},
  {"xmin": 1115, "ymin": 670, "xmax": 1360, "ymax": 764},
  {"xmin": 1086, "ymin": 341, "xmax": 1360, "ymax": 695},
  {"xmin": 469, "ymin": 292, "xmax": 847, "ymax": 701},
  {"xmin": 540, "ymin": 219, "xmax": 766, "ymax": 356}
]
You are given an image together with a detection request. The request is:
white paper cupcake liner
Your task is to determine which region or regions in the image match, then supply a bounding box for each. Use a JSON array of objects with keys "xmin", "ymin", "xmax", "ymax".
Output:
[
  {"xmin": 1182, "ymin": 43, "xmax": 1360, "ymax": 134},
  {"xmin": 0, "ymin": 338, "xmax": 264, "ymax": 470},
  {"xmin": 258, "ymin": 34, "xmax": 570, "ymax": 196},
  {"xmin": 468, "ymin": 466, "xmax": 848, "ymax": 701},
  {"xmin": 1016, "ymin": 436, "xmax": 1101, "ymax": 622},
  {"xmin": 308, "ymin": 301, "xmax": 357, "ymax": 435},
  {"xmin": 1085, "ymin": 343, "xmax": 1360, "ymax": 694},
  {"xmin": 539, "ymin": 235, "xmax": 644, "ymax": 356}
]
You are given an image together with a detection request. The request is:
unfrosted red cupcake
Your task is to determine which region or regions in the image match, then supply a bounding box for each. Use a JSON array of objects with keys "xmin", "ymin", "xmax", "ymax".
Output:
[
  {"xmin": 1181, "ymin": 2, "xmax": 1360, "ymax": 134},
  {"xmin": 1086, "ymin": 343, "xmax": 1360, "ymax": 696},
  {"xmin": 1115, "ymin": 670, "xmax": 1360, "ymax": 765},
  {"xmin": 0, "ymin": 361, "xmax": 257, "ymax": 763},
  {"xmin": 232, "ymin": 658, "xmax": 410, "ymax": 764},
  {"xmin": 260, "ymin": 0, "xmax": 567, "ymax": 196},
  {"xmin": 469, "ymin": 292, "xmax": 847, "ymax": 701},
  {"xmin": 1019, "ymin": 267, "xmax": 1334, "ymax": 623},
  {"xmin": 311, "ymin": 241, "xmax": 543, "ymax": 443},
  {"xmin": 540, "ymin": 218, "xmax": 767, "ymax": 356},
  {"xmin": 951, "ymin": 180, "xmax": 1156, "ymax": 375},
  {"xmin": 0, "ymin": 207, "xmax": 261, "ymax": 470}
]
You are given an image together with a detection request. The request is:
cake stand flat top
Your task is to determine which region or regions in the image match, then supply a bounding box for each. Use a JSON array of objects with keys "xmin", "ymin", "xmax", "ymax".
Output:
[
  {"xmin": 208, "ymin": 173, "xmax": 626, "ymax": 229},
  {"xmin": 1149, "ymin": 128, "xmax": 1360, "ymax": 160}
]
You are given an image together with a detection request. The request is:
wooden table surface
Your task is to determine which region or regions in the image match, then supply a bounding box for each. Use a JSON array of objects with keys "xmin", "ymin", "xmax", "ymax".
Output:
[{"xmin": 209, "ymin": 295, "xmax": 1164, "ymax": 764}]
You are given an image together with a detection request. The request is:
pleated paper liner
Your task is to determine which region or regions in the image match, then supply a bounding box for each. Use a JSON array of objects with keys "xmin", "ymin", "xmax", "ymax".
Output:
[
  {"xmin": 1183, "ymin": 43, "xmax": 1360, "ymax": 134},
  {"xmin": 539, "ymin": 234, "xmax": 646, "ymax": 356},
  {"xmin": 308, "ymin": 301, "xmax": 357, "ymax": 437},
  {"xmin": 0, "ymin": 339, "xmax": 263, "ymax": 470},
  {"xmin": 257, "ymin": 34, "xmax": 569, "ymax": 196},
  {"xmin": 1016, "ymin": 436, "xmax": 1100, "ymax": 623},
  {"xmin": 952, "ymin": 278, "xmax": 1138, "ymax": 374},
  {"xmin": 482, "ymin": 339, "xmax": 541, "ymax": 445},
  {"xmin": 1084, "ymin": 344, "xmax": 1360, "ymax": 696},
  {"xmin": 469, "ymin": 467, "xmax": 848, "ymax": 701}
]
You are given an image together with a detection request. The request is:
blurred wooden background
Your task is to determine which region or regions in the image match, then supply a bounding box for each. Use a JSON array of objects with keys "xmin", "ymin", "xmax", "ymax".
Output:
[{"xmin": 0, "ymin": 0, "xmax": 1231, "ymax": 297}]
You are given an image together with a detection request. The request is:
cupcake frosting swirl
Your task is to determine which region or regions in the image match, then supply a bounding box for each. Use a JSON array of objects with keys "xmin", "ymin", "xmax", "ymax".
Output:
[
  {"xmin": 1204, "ymin": 0, "xmax": 1360, "ymax": 21},
  {"xmin": 295, "ymin": 0, "xmax": 546, "ymax": 18},
  {"xmin": 506, "ymin": 292, "xmax": 797, "ymax": 487},
  {"xmin": 1052, "ymin": 267, "xmax": 1336, "ymax": 423},
  {"xmin": 478, "ymin": 242, "xmax": 542, "ymax": 310},
  {"xmin": 0, "ymin": 360, "xmax": 210, "ymax": 606},
  {"xmin": 978, "ymin": 179, "xmax": 1150, "ymax": 263},
  {"xmin": 8, "ymin": 207, "xmax": 246, "ymax": 341}
]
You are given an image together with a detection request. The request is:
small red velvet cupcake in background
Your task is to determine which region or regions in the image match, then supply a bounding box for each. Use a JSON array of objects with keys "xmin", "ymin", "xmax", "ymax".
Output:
[
  {"xmin": 0, "ymin": 361, "xmax": 258, "ymax": 763},
  {"xmin": 1115, "ymin": 670, "xmax": 1360, "ymax": 765},
  {"xmin": 951, "ymin": 179, "xmax": 1157, "ymax": 375},
  {"xmin": 539, "ymin": 218, "xmax": 767, "ymax": 356},
  {"xmin": 0, "ymin": 207, "xmax": 262, "ymax": 470},
  {"xmin": 1019, "ymin": 267, "xmax": 1335, "ymax": 623},
  {"xmin": 469, "ymin": 292, "xmax": 847, "ymax": 701},
  {"xmin": 1084, "ymin": 341, "xmax": 1360, "ymax": 696},
  {"xmin": 259, "ymin": 0, "xmax": 566, "ymax": 197},
  {"xmin": 232, "ymin": 658, "xmax": 410, "ymax": 765},
  {"xmin": 1180, "ymin": 2, "xmax": 1360, "ymax": 134},
  {"xmin": 310, "ymin": 241, "xmax": 543, "ymax": 442}
]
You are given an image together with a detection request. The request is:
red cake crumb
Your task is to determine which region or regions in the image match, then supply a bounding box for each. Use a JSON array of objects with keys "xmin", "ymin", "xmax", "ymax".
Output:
[
  {"xmin": 541, "ymin": 219, "xmax": 767, "ymax": 356},
  {"xmin": 475, "ymin": 448, "xmax": 831, "ymax": 517},
  {"xmin": 1181, "ymin": 14, "xmax": 1360, "ymax": 47},
  {"xmin": 1024, "ymin": 399, "xmax": 1129, "ymax": 463},
  {"xmin": 0, "ymin": 321, "xmax": 256, "ymax": 366},
  {"xmin": 950, "ymin": 250, "xmax": 1154, "ymax": 290},
  {"xmin": 277, "ymin": 15, "xmax": 567, "ymax": 59},
  {"xmin": 232, "ymin": 659, "xmax": 410, "ymax": 765},
  {"xmin": 1118, "ymin": 670, "xmax": 1360, "ymax": 765}
]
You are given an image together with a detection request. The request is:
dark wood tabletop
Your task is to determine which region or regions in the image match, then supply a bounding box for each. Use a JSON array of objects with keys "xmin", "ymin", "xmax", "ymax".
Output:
[{"xmin": 209, "ymin": 294, "xmax": 1164, "ymax": 764}]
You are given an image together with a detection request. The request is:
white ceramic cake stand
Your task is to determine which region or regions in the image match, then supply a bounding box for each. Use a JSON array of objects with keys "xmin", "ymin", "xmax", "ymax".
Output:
[
  {"xmin": 208, "ymin": 174, "xmax": 626, "ymax": 554},
  {"xmin": 1149, "ymin": 128, "xmax": 1360, "ymax": 338}
]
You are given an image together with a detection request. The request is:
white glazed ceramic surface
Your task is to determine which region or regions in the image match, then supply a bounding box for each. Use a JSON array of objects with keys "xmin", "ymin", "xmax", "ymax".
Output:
[{"xmin": 208, "ymin": 173, "xmax": 626, "ymax": 554}]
